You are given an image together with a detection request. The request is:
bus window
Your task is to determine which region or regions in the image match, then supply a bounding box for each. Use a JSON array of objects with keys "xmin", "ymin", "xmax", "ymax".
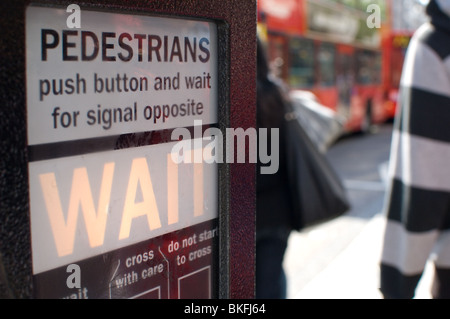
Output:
[
  {"xmin": 356, "ymin": 50, "xmax": 381, "ymax": 85},
  {"xmin": 390, "ymin": 47, "xmax": 406, "ymax": 89},
  {"xmin": 318, "ymin": 42, "xmax": 336, "ymax": 87},
  {"xmin": 289, "ymin": 38, "xmax": 315, "ymax": 88},
  {"xmin": 337, "ymin": 50, "xmax": 354, "ymax": 107},
  {"xmin": 267, "ymin": 34, "xmax": 289, "ymax": 80},
  {"xmin": 374, "ymin": 52, "xmax": 382, "ymax": 84}
]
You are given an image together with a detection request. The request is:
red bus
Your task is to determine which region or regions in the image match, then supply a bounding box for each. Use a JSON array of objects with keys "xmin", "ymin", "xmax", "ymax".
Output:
[
  {"xmin": 258, "ymin": 0, "xmax": 398, "ymax": 133},
  {"xmin": 381, "ymin": 31, "xmax": 412, "ymax": 118}
]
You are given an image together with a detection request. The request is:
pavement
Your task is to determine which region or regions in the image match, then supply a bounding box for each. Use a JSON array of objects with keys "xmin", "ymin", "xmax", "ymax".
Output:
[{"xmin": 284, "ymin": 213, "xmax": 434, "ymax": 299}]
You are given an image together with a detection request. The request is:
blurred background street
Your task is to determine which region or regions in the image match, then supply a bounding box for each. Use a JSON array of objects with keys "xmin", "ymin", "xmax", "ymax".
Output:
[
  {"xmin": 257, "ymin": 0, "xmax": 433, "ymax": 299},
  {"xmin": 283, "ymin": 123, "xmax": 434, "ymax": 299}
]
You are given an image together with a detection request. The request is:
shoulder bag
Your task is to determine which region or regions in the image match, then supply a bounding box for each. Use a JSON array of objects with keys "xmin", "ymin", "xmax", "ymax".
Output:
[{"xmin": 284, "ymin": 104, "xmax": 351, "ymax": 230}]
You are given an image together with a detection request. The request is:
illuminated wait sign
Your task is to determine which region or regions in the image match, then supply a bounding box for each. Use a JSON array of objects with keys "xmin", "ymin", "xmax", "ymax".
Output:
[{"xmin": 29, "ymin": 141, "xmax": 218, "ymax": 274}]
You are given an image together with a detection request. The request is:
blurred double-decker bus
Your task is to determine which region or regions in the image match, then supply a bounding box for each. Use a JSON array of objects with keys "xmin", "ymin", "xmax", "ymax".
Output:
[
  {"xmin": 381, "ymin": 30, "xmax": 412, "ymax": 119},
  {"xmin": 258, "ymin": 0, "xmax": 406, "ymax": 133}
]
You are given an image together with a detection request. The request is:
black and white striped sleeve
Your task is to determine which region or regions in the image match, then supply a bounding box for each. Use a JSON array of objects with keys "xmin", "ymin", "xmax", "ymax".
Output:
[{"xmin": 380, "ymin": 23, "xmax": 450, "ymax": 299}]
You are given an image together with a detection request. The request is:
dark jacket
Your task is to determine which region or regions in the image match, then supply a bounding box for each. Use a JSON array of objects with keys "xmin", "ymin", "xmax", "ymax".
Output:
[
  {"xmin": 256, "ymin": 40, "xmax": 293, "ymax": 238},
  {"xmin": 380, "ymin": 0, "xmax": 450, "ymax": 299}
]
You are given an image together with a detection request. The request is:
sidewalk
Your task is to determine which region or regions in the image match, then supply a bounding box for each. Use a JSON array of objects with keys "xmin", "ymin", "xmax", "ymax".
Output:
[{"xmin": 287, "ymin": 214, "xmax": 434, "ymax": 299}]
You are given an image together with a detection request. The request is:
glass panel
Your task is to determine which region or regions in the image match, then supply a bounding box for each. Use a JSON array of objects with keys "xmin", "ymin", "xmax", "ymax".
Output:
[
  {"xmin": 267, "ymin": 34, "xmax": 288, "ymax": 80},
  {"xmin": 356, "ymin": 50, "xmax": 381, "ymax": 85},
  {"xmin": 318, "ymin": 43, "xmax": 336, "ymax": 87},
  {"xmin": 289, "ymin": 38, "xmax": 315, "ymax": 88}
]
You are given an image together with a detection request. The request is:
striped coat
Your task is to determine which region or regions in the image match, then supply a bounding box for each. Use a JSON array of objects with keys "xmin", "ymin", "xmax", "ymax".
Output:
[{"xmin": 380, "ymin": 0, "xmax": 450, "ymax": 299}]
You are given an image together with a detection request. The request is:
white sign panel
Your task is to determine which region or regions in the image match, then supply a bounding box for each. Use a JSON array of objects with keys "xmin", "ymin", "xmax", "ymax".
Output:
[{"xmin": 26, "ymin": 6, "xmax": 218, "ymax": 145}]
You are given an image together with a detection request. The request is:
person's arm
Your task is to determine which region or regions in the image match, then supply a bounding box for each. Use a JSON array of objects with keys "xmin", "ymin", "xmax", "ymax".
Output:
[{"xmin": 380, "ymin": 23, "xmax": 450, "ymax": 299}]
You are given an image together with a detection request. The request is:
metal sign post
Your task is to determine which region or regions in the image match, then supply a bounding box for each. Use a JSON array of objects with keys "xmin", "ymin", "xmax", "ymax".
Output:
[{"xmin": 0, "ymin": 0, "xmax": 256, "ymax": 299}]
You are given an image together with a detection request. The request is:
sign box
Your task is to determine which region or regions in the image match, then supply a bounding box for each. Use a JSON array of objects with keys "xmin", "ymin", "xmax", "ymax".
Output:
[{"xmin": 26, "ymin": 5, "xmax": 220, "ymax": 299}]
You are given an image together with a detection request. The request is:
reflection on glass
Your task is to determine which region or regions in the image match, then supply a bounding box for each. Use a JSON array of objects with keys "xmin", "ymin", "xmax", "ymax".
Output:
[{"xmin": 289, "ymin": 38, "xmax": 315, "ymax": 88}]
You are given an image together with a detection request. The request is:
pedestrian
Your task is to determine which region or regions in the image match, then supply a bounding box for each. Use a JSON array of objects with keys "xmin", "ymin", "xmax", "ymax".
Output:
[
  {"xmin": 380, "ymin": 0, "xmax": 450, "ymax": 299},
  {"xmin": 255, "ymin": 37, "xmax": 294, "ymax": 299}
]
